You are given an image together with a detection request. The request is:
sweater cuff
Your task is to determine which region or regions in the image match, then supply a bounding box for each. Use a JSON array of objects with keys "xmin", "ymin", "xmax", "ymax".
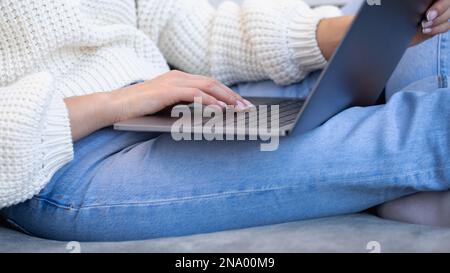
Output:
[
  {"xmin": 287, "ymin": 6, "xmax": 342, "ymax": 75},
  {"xmin": 41, "ymin": 92, "xmax": 74, "ymax": 180}
]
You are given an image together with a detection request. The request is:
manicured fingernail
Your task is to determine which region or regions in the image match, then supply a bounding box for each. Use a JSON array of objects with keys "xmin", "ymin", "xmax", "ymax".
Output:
[
  {"xmin": 427, "ymin": 10, "xmax": 438, "ymax": 21},
  {"xmin": 423, "ymin": 28, "xmax": 432, "ymax": 34},
  {"xmin": 216, "ymin": 101, "xmax": 228, "ymax": 109},
  {"xmin": 235, "ymin": 101, "xmax": 249, "ymax": 111},
  {"xmin": 243, "ymin": 99, "xmax": 255, "ymax": 108},
  {"xmin": 422, "ymin": 20, "xmax": 433, "ymax": 28}
]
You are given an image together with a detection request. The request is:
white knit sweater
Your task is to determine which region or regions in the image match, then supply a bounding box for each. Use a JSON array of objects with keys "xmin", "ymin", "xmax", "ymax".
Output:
[{"xmin": 0, "ymin": 0, "xmax": 341, "ymax": 208}]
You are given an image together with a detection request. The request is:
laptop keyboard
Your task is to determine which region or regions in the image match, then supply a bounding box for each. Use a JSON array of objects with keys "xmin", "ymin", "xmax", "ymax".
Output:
[{"xmin": 199, "ymin": 99, "xmax": 305, "ymax": 130}]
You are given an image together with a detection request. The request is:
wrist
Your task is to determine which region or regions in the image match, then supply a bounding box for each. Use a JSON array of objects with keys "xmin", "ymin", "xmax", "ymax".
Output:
[
  {"xmin": 64, "ymin": 91, "xmax": 123, "ymax": 141},
  {"xmin": 92, "ymin": 91, "xmax": 121, "ymax": 126},
  {"xmin": 317, "ymin": 16, "xmax": 353, "ymax": 60},
  {"xmin": 107, "ymin": 84, "xmax": 150, "ymax": 123},
  {"xmin": 106, "ymin": 88, "xmax": 132, "ymax": 124}
]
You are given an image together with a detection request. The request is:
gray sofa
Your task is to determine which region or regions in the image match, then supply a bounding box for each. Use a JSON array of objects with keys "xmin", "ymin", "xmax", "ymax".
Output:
[
  {"xmin": 2, "ymin": 0, "xmax": 450, "ymax": 253},
  {"xmin": 2, "ymin": 214, "xmax": 450, "ymax": 253}
]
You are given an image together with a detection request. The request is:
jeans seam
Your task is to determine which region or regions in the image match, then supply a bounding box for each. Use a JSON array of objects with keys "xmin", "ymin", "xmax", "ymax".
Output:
[
  {"xmin": 439, "ymin": 32, "xmax": 448, "ymax": 88},
  {"xmin": 31, "ymin": 197, "xmax": 77, "ymax": 210},
  {"xmin": 32, "ymin": 165, "xmax": 450, "ymax": 211}
]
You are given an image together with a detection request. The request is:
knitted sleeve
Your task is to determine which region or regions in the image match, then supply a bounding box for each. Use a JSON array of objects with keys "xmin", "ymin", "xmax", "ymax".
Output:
[
  {"xmin": 136, "ymin": 0, "xmax": 342, "ymax": 86},
  {"xmin": 0, "ymin": 73, "xmax": 74, "ymax": 208}
]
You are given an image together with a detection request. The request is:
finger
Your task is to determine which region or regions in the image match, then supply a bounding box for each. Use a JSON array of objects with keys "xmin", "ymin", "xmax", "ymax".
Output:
[
  {"xmin": 164, "ymin": 70, "xmax": 230, "ymax": 104},
  {"xmin": 423, "ymin": 8, "xmax": 450, "ymax": 27},
  {"xmin": 180, "ymin": 75, "xmax": 247, "ymax": 106},
  {"xmin": 426, "ymin": 0, "xmax": 450, "ymax": 21},
  {"xmin": 174, "ymin": 87, "xmax": 226, "ymax": 109},
  {"xmin": 433, "ymin": 7, "xmax": 450, "ymax": 25},
  {"xmin": 423, "ymin": 21, "xmax": 450, "ymax": 35},
  {"xmin": 183, "ymin": 75, "xmax": 241, "ymax": 105}
]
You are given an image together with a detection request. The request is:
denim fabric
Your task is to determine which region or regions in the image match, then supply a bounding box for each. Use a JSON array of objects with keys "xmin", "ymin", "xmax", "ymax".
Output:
[
  {"xmin": 1, "ymin": 2, "xmax": 450, "ymax": 242},
  {"xmin": 386, "ymin": 30, "xmax": 449, "ymax": 99}
]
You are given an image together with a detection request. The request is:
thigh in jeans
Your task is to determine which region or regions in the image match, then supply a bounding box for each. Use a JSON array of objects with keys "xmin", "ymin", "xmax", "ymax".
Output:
[
  {"xmin": 387, "ymin": 32, "xmax": 449, "ymax": 98},
  {"xmin": 4, "ymin": 85, "xmax": 450, "ymax": 242}
]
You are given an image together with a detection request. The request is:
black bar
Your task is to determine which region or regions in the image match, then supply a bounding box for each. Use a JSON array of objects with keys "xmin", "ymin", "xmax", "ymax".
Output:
[{"xmin": 2, "ymin": 253, "xmax": 449, "ymax": 272}]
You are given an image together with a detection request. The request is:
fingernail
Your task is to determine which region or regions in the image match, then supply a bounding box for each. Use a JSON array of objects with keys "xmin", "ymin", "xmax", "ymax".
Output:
[
  {"xmin": 216, "ymin": 101, "xmax": 228, "ymax": 109},
  {"xmin": 235, "ymin": 101, "xmax": 249, "ymax": 111},
  {"xmin": 243, "ymin": 99, "xmax": 256, "ymax": 108},
  {"xmin": 427, "ymin": 10, "xmax": 438, "ymax": 21},
  {"xmin": 423, "ymin": 28, "xmax": 432, "ymax": 34},
  {"xmin": 422, "ymin": 20, "xmax": 433, "ymax": 28}
]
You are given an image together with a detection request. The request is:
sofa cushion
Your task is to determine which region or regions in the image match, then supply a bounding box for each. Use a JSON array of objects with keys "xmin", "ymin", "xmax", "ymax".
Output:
[{"xmin": 2, "ymin": 214, "xmax": 450, "ymax": 253}]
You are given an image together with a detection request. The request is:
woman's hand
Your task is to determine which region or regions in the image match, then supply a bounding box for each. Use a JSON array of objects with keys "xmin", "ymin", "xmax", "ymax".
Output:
[
  {"xmin": 110, "ymin": 70, "xmax": 251, "ymax": 122},
  {"xmin": 65, "ymin": 71, "xmax": 252, "ymax": 141},
  {"xmin": 413, "ymin": 0, "xmax": 450, "ymax": 45}
]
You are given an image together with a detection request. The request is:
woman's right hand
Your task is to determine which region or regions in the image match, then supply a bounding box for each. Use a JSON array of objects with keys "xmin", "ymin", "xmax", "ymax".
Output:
[
  {"xmin": 110, "ymin": 70, "xmax": 253, "ymax": 123},
  {"xmin": 65, "ymin": 70, "xmax": 252, "ymax": 142}
]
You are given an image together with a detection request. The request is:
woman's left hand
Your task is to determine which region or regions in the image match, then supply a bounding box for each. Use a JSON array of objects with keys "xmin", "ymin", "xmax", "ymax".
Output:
[{"xmin": 413, "ymin": 0, "xmax": 450, "ymax": 45}]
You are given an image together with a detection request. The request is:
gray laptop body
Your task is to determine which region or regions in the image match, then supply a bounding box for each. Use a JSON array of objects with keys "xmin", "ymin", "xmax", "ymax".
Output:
[{"xmin": 115, "ymin": 0, "xmax": 435, "ymax": 137}]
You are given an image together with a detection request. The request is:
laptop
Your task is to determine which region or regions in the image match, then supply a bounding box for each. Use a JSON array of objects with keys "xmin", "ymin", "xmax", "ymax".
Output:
[{"xmin": 115, "ymin": 0, "xmax": 435, "ymax": 137}]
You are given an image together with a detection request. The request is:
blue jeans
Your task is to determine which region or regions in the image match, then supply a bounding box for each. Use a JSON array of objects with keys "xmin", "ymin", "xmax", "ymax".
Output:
[{"xmin": 2, "ymin": 9, "xmax": 450, "ymax": 242}]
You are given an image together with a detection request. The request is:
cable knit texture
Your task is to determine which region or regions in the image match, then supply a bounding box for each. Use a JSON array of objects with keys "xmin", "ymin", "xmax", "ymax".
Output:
[{"xmin": 0, "ymin": 0, "xmax": 341, "ymax": 208}]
